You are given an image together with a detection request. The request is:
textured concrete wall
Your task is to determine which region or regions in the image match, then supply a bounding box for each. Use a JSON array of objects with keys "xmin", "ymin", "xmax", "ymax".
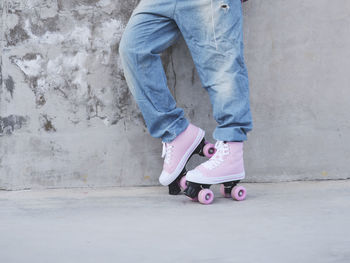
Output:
[{"xmin": 1, "ymin": 0, "xmax": 349, "ymax": 190}]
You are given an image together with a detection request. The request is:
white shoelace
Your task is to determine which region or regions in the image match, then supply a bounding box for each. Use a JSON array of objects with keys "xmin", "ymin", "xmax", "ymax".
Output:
[
  {"xmin": 161, "ymin": 142, "xmax": 174, "ymax": 164},
  {"xmin": 203, "ymin": 141, "xmax": 230, "ymax": 170}
]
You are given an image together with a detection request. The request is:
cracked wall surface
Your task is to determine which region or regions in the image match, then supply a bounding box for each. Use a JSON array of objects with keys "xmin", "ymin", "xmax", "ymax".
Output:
[{"xmin": 1, "ymin": 0, "xmax": 350, "ymax": 190}]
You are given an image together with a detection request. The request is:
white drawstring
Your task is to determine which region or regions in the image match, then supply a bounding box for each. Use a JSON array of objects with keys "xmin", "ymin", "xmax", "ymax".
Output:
[
  {"xmin": 161, "ymin": 142, "xmax": 174, "ymax": 164},
  {"xmin": 203, "ymin": 141, "xmax": 229, "ymax": 170}
]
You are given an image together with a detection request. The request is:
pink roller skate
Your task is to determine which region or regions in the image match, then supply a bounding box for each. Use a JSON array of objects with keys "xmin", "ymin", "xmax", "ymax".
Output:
[
  {"xmin": 184, "ymin": 141, "xmax": 247, "ymax": 204},
  {"xmin": 159, "ymin": 123, "xmax": 216, "ymax": 195}
]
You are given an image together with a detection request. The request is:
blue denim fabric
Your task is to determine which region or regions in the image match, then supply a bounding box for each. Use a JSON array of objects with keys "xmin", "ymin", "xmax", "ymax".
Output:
[{"xmin": 119, "ymin": 0, "xmax": 253, "ymax": 143}]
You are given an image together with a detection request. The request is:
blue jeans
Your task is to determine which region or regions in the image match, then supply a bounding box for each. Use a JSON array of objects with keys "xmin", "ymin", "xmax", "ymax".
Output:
[{"xmin": 119, "ymin": 0, "xmax": 253, "ymax": 143}]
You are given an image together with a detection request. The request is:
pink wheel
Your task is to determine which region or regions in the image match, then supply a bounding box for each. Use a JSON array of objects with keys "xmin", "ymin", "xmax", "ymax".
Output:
[
  {"xmin": 203, "ymin": 143, "xmax": 216, "ymax": 158},
  {"xmin": 198, "ymin": 189, "xmax": 214, "ymax": 205},
  {"xmin": 220, "ymin": 184, "xmax": 231, "ymax": 198},
  {"xmin": 179, "ymin": 176, "xmax": 187, "ymax": 191},
  {"xmin": 231, "ymin": 185, "xmax": 246, "ymax": 201}
]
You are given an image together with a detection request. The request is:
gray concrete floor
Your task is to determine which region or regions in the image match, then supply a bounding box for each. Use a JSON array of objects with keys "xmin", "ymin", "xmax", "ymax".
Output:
[{"xmin": 0, "ymin": 180, "xmax": 349, "ymax": 263}]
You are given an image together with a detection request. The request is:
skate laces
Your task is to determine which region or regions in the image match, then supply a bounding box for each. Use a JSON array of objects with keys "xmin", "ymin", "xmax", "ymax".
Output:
[
  {"xmin": 161, "ymin": 142, "xmax": 174, "ymax": 164},
  {"xmin": 203, "ymin": 141, "xmax": 229, "ymax": 170}
]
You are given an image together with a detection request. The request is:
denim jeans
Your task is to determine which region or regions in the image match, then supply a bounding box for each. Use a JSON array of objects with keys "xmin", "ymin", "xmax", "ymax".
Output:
[{"xmin": 119, "ymin": 0, "xmax": 253, "ymax": 143}]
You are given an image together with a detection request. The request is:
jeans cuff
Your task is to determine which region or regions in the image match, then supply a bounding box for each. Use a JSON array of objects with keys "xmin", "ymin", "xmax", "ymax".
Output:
[
  {"xmin": 213, "ymin": 126, "xmax": 250, "ymax": 142},
  {"xmin": 162, "ymin": 118, "xmax": 189, "ymax": 143}
]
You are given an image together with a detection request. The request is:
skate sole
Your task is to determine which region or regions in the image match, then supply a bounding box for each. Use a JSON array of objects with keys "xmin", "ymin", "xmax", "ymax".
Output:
[{"xmin": 186, "ymin": 171, "xmax": 245, "ymax": 185}]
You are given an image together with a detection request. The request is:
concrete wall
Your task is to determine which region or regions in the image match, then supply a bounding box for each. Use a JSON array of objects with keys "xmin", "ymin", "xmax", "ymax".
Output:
[{"xmin": 1, "ymin": 0, "xmax": 349, "ymax": 190}]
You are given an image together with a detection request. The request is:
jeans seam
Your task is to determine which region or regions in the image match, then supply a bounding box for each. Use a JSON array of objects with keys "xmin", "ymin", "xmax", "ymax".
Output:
[{"xmin": 173, "ymin": 0, "xmax": 178, "ymax": 19}]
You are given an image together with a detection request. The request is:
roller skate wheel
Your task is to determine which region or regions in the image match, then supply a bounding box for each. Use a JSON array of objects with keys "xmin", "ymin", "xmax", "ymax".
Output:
[
  {"xmin": 203, "ymin": 143, "xmax": 216, "ymax": 158},
  {"xmin": 198, "ymin": 189, "xmax": 214, "ymax": 205},
  {"xmin": 220, "ymin": 184, "xmax": 231, "ymax": 198},
  {"xmin": 231, "ymin": 185, "xmax": 246, "ymax": 201},
  {"xmin": 179, "ymin": 176, "xmax": 187, "ymax": 191}
]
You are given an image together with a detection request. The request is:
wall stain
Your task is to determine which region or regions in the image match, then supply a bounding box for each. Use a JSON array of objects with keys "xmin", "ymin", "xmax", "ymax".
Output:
[
  {"xmin": 86, "ymin": 85, "xmax": 107, "ymax": 121},
  {"xmin": 57, "ymin": 0, "xmax": 102, "ymax": 12},
  {"xmin": 115, "ymin": 0, "xmax": 140, "ymax": 24},
  {"xmin": 188, "ymin": 108, "xmax": 195, "ymax": 119},
  {"xmin": 30, "ymin": 15, "xmax": 60, "ymax": 36},
  {"xmin": 39, "ymin": 114, "xmax": 57, "ymax": 132},
  {"xmin": 191, "ymin": 67, "xmax": 196, "ymax": 85},
  {"xmin": 0, "ymin": 64, "xmax": 2, "ymax": 86},
  {"xmin": 5, "ymin": 76, "xmax": 15, "ymax": 98},
  {"xmin": 10, "ymin": 53, "xmax": 47, "ymax": 107},
  {"xmin": 6, "ymin": 23, "xmax": 30, "ymax": 46},
  {"xmin": 22, "ymin": 53, "xmax": 38, "ymax": 60},
  {"xmin": 5, "ymin": 0, "xmax": 147, "ymax": 132},
  {"xmin": 0, "ymin": 115, "xmax": 29, "ymax": 136}
]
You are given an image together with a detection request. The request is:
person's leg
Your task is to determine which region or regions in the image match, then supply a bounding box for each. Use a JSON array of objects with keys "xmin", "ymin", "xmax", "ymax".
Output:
[
  {"xmin": 119, "ymin": 0, "xmax": 206, "ymax": 188},
  {"xmin": 174, "ymin": 0, "xmax": 252, "ymax": 190},
  {"xmin": 119, "ymin": 0, "xmax": 188, "ymax": 143},
  {"xmin": 174, "ymin": 0, "xmax": 253, "ymax": 142}
]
